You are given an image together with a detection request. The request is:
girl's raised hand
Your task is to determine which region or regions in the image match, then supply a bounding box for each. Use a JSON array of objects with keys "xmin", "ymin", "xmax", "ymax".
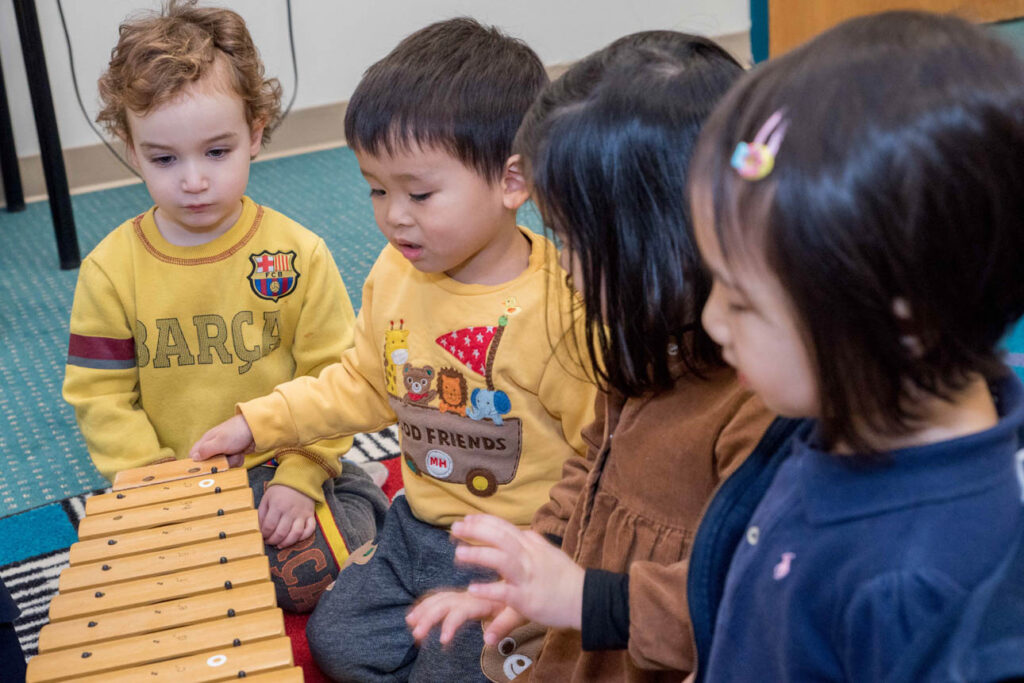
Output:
[{"xmin": 452, "ymin": 514, "xmax": 585, "ymax": 636}]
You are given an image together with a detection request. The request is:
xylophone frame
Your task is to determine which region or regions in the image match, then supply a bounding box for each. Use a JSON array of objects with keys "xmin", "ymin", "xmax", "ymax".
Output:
[{"xmin": 25, "ymin": 457, "xmax": 303, "ymax": 682}]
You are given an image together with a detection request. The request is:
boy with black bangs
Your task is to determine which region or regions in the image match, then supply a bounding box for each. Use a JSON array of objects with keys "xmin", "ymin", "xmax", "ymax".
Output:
[{"xmin": 192, "ymin": 17, "xmax": 596, "ymax": 680}]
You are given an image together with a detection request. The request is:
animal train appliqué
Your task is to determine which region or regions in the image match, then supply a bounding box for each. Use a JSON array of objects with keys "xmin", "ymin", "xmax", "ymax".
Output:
[{"xmin": 384, "ymin": 309, "xmax": 522, "ymax": 497}]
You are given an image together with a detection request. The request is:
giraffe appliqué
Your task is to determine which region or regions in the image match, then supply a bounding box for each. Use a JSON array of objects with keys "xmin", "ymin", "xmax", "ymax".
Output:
[{"xmin": 383, "ymin": 320, "xmax": 410, "ymax": 396}]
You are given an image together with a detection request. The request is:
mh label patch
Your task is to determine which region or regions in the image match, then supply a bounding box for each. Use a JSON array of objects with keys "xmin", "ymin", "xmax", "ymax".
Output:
[{"xmin": 248, "ymin": 251, "xmax": 299, "ymax": 302}]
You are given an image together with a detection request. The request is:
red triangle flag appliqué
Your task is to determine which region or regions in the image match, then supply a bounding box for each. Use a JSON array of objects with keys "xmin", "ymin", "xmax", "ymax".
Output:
[{"xmin": 435, "ymin": 325, "xmax": 501, "ymax": 377}]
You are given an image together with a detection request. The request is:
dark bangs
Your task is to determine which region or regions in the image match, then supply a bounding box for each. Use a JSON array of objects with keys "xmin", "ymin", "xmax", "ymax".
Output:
[{"xmin": 344, "ymin": 17, "xmax": 547, "ymax": 183}]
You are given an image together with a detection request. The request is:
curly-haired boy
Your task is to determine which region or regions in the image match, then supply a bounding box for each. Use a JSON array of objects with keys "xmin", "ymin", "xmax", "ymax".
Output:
[{"xmin": 63, "ymin": 0, "xmax": 387, "ymax": 612}]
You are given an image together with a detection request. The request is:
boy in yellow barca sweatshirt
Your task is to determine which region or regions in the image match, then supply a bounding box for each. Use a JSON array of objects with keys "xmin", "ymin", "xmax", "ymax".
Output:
[
  {"xmin": 63, "ymin": 1, "xmax": 386, "ymax": 613},
  {"xmin": 191, "ymin": 18, "xmax": 596, "ymax": 681}
]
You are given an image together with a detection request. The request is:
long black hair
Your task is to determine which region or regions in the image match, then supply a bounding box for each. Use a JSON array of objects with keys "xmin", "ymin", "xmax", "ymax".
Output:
[
  {"xmin": 516, "ymin": 32, "xmax": 743, "ymax": 396},
  {"xmin": 690, "ymin": 11, "xmax": 1024, "ymax": 450}
]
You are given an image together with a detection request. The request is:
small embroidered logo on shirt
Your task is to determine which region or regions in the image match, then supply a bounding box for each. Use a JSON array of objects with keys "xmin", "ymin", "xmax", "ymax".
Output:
[
  {"xmin": 773, "ymin": 552, "xmax": 796, "ymax": 580},
  {"xmin": 248, "ymin": 250, "xmax": 299, "ymax": 302}
]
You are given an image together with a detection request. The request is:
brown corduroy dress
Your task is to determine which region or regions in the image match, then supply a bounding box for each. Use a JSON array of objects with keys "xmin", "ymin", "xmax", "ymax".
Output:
[{"xmin": 484, "ymin": 361, "xmax": 774, "ymax": 682}]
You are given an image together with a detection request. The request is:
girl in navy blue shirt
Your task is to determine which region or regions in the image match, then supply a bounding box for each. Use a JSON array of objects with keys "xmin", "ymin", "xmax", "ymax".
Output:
[{"xmin": 686, "ymin": 10, "xmax": 1024, "ymax": 681}]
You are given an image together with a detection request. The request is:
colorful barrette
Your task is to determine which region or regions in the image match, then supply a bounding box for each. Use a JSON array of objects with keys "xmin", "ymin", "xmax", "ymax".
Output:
[{"xmin": 731, "ymin": 109, "xmax": 788, "ymax": 181}]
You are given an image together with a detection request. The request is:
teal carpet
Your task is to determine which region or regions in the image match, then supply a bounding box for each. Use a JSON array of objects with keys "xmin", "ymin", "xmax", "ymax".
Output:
[{"xmin": 0, "ymin": 145, "xmax": 545, "ymax": 518}]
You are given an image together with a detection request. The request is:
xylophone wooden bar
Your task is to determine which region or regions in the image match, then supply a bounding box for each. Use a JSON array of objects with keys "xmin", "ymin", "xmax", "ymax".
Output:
[
  {"xmin": 58, "ymin": 531, "xmax": 265, "ymax": 592},
  {"xmin": 27, "ymin": 609, "xmax": 286, "ymax": 680},
  {"xmin": 26, "ymin": 457, "xmax": 303, "ymax": 682},
  {"xmin": 73, "ymin": 636, "xmax": 297, "ymax": 682},
  {"xmin": 83, "ymin": 467, "xmax": 249, "ymax": 515},
  {"xmin": 69, "ymin": 509, "xmax": 260, "ymax": 565},
  {"xmin": 76, "ymin": 486, "xmax": 254, "ymax": 540},
  {"xmin": 39, "ymin": 582, "xmax": 276, "ymax": 652}
]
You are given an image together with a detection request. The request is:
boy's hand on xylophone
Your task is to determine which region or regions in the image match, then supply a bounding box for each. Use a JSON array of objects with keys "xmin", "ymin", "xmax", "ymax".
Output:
[
  {"xmin": 259, "ymin": 484, "xmax": 316, "ymax": 548},
  {"xmin": 190, "ymin": 414, "xmax": 255, "ymax": 467}
]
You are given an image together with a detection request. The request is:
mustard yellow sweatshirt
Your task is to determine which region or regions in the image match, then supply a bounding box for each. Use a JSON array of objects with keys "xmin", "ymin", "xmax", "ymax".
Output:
[
  {"xmin": 240, "ymin": 229, "xmax": 596, "ymax": 527},
  {"xmin": 63, "ymin": 197, "xmax": 355, "ymax": 503}
]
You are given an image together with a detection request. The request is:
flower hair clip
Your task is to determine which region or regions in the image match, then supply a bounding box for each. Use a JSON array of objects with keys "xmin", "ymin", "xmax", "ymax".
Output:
[{"xmin": 731, "ymin": 109, "xmax": 789, "ymax": 181}]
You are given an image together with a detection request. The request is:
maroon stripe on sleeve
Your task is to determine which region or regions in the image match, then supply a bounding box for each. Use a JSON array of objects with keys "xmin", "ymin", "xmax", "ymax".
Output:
[{"xmin": 68, "ymin": 334, "xmax": 135, "ymax": 361}]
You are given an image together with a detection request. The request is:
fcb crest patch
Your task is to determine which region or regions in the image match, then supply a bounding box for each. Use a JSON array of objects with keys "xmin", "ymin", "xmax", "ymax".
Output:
[{"xmin": 248, "ymin": 250, "xmax": 299, "ymax": 302}]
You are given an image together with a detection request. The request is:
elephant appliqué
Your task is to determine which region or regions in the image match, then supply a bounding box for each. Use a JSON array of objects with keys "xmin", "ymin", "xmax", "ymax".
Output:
[{"xmin": 467, "ymin": 388, "xmax": 512, "ymax": 425}]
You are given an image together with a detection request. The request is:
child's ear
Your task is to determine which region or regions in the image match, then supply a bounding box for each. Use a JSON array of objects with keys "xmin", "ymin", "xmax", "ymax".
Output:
[
  {"xmin": 501, "ymin": 154, "xmax": 530, "ymax": 211},
  {"xmin": 249, "ymin": 121, "xmax": 266, "ymax": 157}
]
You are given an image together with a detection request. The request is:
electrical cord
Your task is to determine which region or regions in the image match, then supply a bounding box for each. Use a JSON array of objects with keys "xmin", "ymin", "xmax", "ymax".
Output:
[
  {"xmin": 56, "ymin": 0, "xmax": 299, "ymax": 178},
  {"xmin": 56, "ymin": 0, "xmax": 139, "ymax": 178},
  {"xmin": 282, "ymin": 0, "xmax": 298, "ymax": 119}
]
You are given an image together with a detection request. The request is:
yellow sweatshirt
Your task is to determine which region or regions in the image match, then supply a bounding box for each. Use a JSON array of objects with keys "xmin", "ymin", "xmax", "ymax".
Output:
[
  {"xmin": 63, "ymin": 196, "xmax": 356, "ymax": 503},
  {"xmin": 240, "ymin": 228, "xmax": 596, "ymax": 528}
]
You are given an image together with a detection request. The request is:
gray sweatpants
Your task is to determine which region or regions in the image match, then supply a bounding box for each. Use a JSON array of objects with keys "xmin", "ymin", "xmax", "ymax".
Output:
[{"xmin": 307, "ymin": 495, "xmax": 492, "ymax": 682}]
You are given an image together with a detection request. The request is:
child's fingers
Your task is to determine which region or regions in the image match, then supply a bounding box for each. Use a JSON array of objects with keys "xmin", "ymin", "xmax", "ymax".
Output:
[
  {"xmin": 264, "ymin": 519, "xmax": 288, "ymax": 547},
  {"xmin": 405, "ymin": 600, "xmax": 435, "ymax": 640},
  {"xmin": 226, "ymin": 453, "xmax": 246, "ymax": 468},
  {"xmin": 467, "ymin": 580, "xmax": 514, "ymax": 605},
  {"xmin": 275, "ymin": 517, "xmax": 309, "ymax": 549},
  {"xmin": 190, "ymin": 416, "xmax": 253, "ymax": 462},
  {"xmin": 454, "ymin": 544, "xmax": 521, "ymax": 580},
  {"xmin": 522, "ymin": 529, "xmax": 554, "ymax": 548},
  {"xmin": 260, "ymin": 506, "xmax": 283, "ymax": 542},
  {"xmin": 451, "ymin": 514, "xmax": 522, "ymax": 550},
  {"xmin": 440, "ymin": 606, "xmax": 478, "ymax": 645},
  {"xmin": 190, "ymin": 427, "xmax": 227, "ymax": 461},
  {"xmin": 482, "ymin": 606, "xmax": 528, "ymax": 646},
  {"xmin": 277, "ymin": 516, "xmax": 307, "ymax": 548},
  {"xmin": 422, "ymin": 595, "xmax": 497, "ymax": 645},
  {"xmin": 188, "ymin": 432, "xmax": 214, "ymax": 460},
  {"xmin": 408, "ymin": 596, "xmax": 459, "ymax": 644},
  {"xmin": 406, "ymin": 592, "xmax": 476, "ymax": 643}
]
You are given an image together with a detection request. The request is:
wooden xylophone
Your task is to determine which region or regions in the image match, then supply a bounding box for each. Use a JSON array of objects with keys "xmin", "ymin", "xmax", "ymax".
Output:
[{"xmin": 25, "ymin": 457, "xmax": 303, "ymax": 682}]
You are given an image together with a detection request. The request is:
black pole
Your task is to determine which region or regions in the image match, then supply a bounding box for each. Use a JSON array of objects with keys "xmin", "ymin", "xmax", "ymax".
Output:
[
  {"xmin": 12, "ymin": 0, "xmax": 81, "ymax": 269},
  {"xmin": 0, "ymin": 47, "xmax": 25, "ymax": 212}
]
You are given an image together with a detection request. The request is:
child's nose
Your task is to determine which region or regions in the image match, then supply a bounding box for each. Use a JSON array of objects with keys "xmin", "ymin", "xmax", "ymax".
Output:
[
  {"xmin": 181, "ymin": 162, "xmax": 209, "ymax": 193},
  {"xmin": 385, "ymin": 198, "xmax": 413, "ymax": 228}
]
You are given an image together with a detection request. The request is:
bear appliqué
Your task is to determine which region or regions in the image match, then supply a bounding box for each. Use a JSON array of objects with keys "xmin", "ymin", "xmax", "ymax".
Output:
[{"xmin": 402, "ymin": 364, "xmax": 436, "ymax": 405}]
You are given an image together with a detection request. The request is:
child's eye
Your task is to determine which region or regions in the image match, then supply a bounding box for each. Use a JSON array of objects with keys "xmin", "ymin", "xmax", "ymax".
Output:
[
  {"xmin": 207, "ymin": 148, "xmax": 229, "ymax": 159},
  {"xmin": 151, "ymin": 155, "xmax": 175, "ymax": 166},
  {"xmin": 409, "ymin": 192, "xmax": 432, "ymax": 202},
  {"xmin": 368, "ymin": 189, "xmax": 386, "ymax": 198}
]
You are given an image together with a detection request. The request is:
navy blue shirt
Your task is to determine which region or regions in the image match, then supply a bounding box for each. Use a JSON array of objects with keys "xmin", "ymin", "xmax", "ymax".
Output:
[{"xmin": 705, "ymin": 374, "xmax": 1024, "ymax": 681}]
